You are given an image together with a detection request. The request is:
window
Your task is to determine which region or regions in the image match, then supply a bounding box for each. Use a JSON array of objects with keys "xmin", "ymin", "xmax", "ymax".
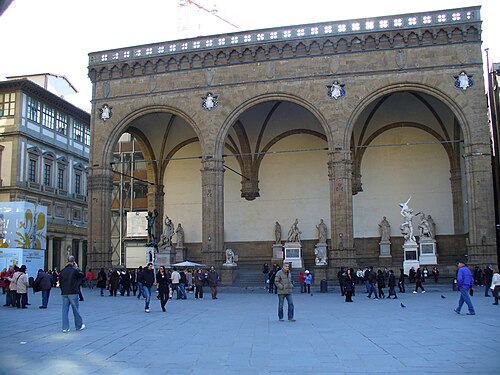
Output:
[
  {"xmin": 56, "ymin": 112, "xmax": 68, "ymax": 134},
  {"xmin": 42, "ymin": 104, "xmax": 55, "ymax": 129},
  {"xmin": 27, "ymin": 97, "xmax": 41, "ymax": 123},
  {"xmin": 84, "ymin": 125, "xmax": 90, "ymax": 146},
  {"xmin": 44, "ymin": 163, "xmax": 52, "ymax": 186},
  {"xmin": 0, "ymin": 92, "xmax": 16, "ymax": 117},
  {"xmin": 28, "ymin": 159, "xmax": 37, "ymax": 182},
  {"xmin": 75, "ymin": 173, "xmax": 81, "ymax": 194},
  {"xmin": 57, "ymin": 168, "xmax": 65, "ymax": 190},
  {"xmin": 73, "ymin": 121, "xmax": 83, "ymax": 142}
]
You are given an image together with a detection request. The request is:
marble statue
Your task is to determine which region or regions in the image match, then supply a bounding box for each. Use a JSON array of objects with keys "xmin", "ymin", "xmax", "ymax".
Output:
[
  {"xmin": 427, "ymin": 215, "xmax": 436, "ymax": 238},
  {"xmin": 418, "ymin": 213, "xmax": 433, "ymax": 239},
  {"xmin": 314, "ymin": 246, "xmax": 327, "ymax": 265},
  {"xmin": 316, "ymin": 219, "xmax": 328, "ymax": 243},
  {"xmin": 274, "ymin": 221, "xmax": 281, "ymax": 244},
  {"xmin": 378, "ymin": 216, "xmax": 391, "ymax": 242},
  {"xmin": 175, "ymin": 223, "xmax": 185, "ymax": 247},
  {"xmin": 158, "ymin": 216, "xmax": 174, "ymax": 248},
  {"xmin": 225, "ymin": 248, "xmax": 236, "ymax": 265},
  {"xmin": 287, "ymin": 218, "xmax": 301, "ymax": 243},
  {"xmin": 399, "ymin": 197, "xmax": 415, "ymax": 243}
]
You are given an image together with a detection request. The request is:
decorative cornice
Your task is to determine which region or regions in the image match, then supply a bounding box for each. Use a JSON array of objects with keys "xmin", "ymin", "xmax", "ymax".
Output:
[{"xmin": 88, "ymin": 6, "xmax": 481, "ymax": 82}]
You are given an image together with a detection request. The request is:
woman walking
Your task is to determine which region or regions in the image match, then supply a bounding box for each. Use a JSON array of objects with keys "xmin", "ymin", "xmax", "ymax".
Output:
[
  {"xmin": 344, "ymin": 268, "xmax": 355, "ymax": 302},
  {"xmin": 156, "ymin": 266, "xmax": 171, "ymax": 312},
  {"xmin": 194, "ymin": 269, "xmax": 204, "ymax": 300}
]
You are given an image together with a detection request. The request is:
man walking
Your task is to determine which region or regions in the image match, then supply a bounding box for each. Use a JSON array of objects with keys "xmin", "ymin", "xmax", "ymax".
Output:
[
  {"xmin": 171, "ymin": 267, "xmax": 181, "ymax": 299},
  {"xmin": 454, "ymin": 260, "xmax": 475, "ymax": 315},
  {"xmin": 207, "ymin": 266, "xmax": 219, "ymax": 299},
  {"xmin": 274, "ymin": 262, "xmax": 295, "ymax": 321},
  {"xmin": 139, "ymin": 263, "xmax": 155, "ymax": 313},
  {"xmin": 366, "ymin": 266, "xmax": 379, "ymax": 300},
  {"xmin": 59, "ymin": 256, "xmax": 85, "ymax": 332}
]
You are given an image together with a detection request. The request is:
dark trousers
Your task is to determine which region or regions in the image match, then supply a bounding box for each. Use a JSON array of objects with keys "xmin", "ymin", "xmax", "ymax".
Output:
[
  {"xmin": 398, "ymin": 281, "xmax": 405, "ymax": 293},
  {"xmin": 415, "ymin": 280, "xmax": 425, "ymax": 292},
  {"xmin": 210, "ymin": 285, "xmax": 217, "ymax": 299},
  {"xmin": 345, "ymin": 291, "xmax": 353, "ymax": 302},
  {"xmin": 131, "ymin": 282, "xmax": 138, "ymax": 296},
  {"xmin": 339, "ymin": 282, "xmax": 345, "ymax": 296},
  {"xmin": 304, "ymin": 283, "xmax": 310, "ymax": 294},
  {"xmin": 195, "ymin": 286, "xmax": 203, "ymax": 299},
  {"xmin": 16, "ymin": 293, "xmax": 27, "ymax": 308},
  {"xmin": 378, "ymin": 286, "xmax": 385, "ymax": 298},
  {"xmin": 158, "ymin": 287, "xmax": 169, "ymax": 310},
  {"xmin": 493, "ymin": 285, "xmax": 500, "ymax": 304},
  {"xmin": 367, "ymin": 283, "xmax": 378, "ymax": 298}
]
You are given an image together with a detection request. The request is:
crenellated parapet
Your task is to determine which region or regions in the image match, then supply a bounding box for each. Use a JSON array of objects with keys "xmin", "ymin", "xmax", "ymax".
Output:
[{"xmin": 88, "ymin": 7, "xmax": 481, "ymax": 82}]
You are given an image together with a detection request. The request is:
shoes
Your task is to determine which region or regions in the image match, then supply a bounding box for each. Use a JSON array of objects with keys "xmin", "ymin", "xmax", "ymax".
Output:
[
  {"xmin": 162, "ymin": 307, "xmax": 166, "ymax": 312},
  {"xmin": 413, "ymin": 291, "xmax": 417, "ymax": 294},
  {"xmin": 39, "ymin": 306, "xmax": 47, "ymax": 309},
  {"xmin": 454, "ymin": 309, "xmax": 460, "ymax": 314},
  {"xmin": 3, "ymin": 304, "xmax": 9, "ymax": 307},
  {"xmin": 279, "ymin": 318, "xmax": 284, "ymax": 322},
  {"xmin": 493, "ymin": 303, "xmax": 498, "ymax": 305},
  {"xmin": 62, "ymin": 329, "xmax": 70, "ymax": 333},
  {"xmin": 77, "ymin": 324, "xmax": 86, "ymax": 331},
  {"xmin": 145, "ymin": 309, "xmax": 150, "ymax": 313},
  {"xmin": 288, "ymin": 318, "xmax": 296, "ymax": 322},
  {"xmin": 421, "ymin": 291, "xmax": 426, "ymax": 293},
  {"xmin": 374, "ymin": 298, "xmax": 379, "ymax": 300},
  {"xmin": 466, "ymin": 312, "xmax": 476, "ymax": 315}
]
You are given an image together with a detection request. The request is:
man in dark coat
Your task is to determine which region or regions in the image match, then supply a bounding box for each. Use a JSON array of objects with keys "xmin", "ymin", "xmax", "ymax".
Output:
[
  {"xmin": 139, "ymin": 263, "xmax": 155, "ymax": 313},
  {"xmin": 34, "ymin": 269, "xmax": 52, "ymax": 308},
  {"xmin": 59, "ymin": 256, "xmax": 85, "ymax": 332},
  {"xmin": 207, "ymin": 266, "xmax": 219, "ymax": 299}
]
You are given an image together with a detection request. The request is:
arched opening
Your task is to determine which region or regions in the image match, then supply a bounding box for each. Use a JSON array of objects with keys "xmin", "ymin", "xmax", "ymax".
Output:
[{"xmin": 350, "ymin": 91, "xmax": 466, "ymax": 267}]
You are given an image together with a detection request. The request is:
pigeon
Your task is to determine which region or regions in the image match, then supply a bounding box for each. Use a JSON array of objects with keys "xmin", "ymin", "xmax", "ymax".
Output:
[
  {"xmin": 400, "ymin": 303, "xmax": 406, "ymax": 308},
  {"xmin": 441, "ymin": 295, "xmax": 446, "ymax": 299}
]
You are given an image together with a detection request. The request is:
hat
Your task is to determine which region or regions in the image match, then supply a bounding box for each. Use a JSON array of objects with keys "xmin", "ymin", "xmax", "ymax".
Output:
[
  {"xmin": 456, "ymin": 260, "xmax": 466, "ymax": 265},
  {"xmin": 305, "ymin": 270, "xmax": 310, "ymax": 274}
]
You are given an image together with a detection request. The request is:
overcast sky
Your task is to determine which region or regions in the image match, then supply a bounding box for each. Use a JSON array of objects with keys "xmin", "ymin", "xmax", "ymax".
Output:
[{"xmin": 1, "ymin": 0, "xmax": 498, "ymax": 111}]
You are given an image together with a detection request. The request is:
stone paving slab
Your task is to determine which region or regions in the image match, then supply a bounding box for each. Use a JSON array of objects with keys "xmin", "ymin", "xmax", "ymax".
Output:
[{"xmin": 0, "ymin": 284, "xmax": 499, "ymax": 374}]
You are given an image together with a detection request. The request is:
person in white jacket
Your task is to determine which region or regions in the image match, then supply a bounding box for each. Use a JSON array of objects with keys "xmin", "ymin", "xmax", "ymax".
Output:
[{"xmin": 490, "ymin": 272, "xmax": 500, "ymax": 305}]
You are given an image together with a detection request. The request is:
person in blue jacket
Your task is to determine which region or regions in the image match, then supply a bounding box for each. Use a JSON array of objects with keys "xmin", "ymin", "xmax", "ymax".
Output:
[{"xmin": 454, "ymin": 260, "xmax": 475, "ymax": 315}]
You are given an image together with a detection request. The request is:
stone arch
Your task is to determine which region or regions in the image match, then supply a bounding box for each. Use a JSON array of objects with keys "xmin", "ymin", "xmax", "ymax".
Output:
[
  {"xmin": 101, "ymin": 105, "xmax": 203, "ymax": 169},
  {"xmin": 215, "ymin": 93, "xmax": 333, "ymax": 159},
  {"xmin": 344, "ymin": 83, "xmax": 471, "ymax": 149}
]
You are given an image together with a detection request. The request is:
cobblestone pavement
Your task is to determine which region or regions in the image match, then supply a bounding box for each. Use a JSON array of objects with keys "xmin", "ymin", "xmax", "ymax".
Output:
[{"xmin": 0, "ymin": 283, "xmax": 499, "ymax": 374}]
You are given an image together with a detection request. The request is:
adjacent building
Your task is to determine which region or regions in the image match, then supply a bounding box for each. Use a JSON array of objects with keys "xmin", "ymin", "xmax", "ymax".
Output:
[{"xmin": 0, "ymin": 74, "xmax": 90, "ymax": 271}]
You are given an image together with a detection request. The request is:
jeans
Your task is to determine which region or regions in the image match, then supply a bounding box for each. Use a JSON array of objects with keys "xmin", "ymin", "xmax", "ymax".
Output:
[
  {"xmin": 87, "ymin": 280, "xmax": 94, "ymax": 289},
  {"xmin": 178, "ymin": 283, "xmax": 187, "ymax": 299},
  {"xmin": 143, "ymin": 285, "xmax": 152, "ymax": 309},
  {"xmin": 41, "ymin": 289, "xmax": 51, "ymax": 307},
  {"xmin": 277, "ymin": 294, "xmax": 294, "ymax": 320},
  {"xmin": 367, "ymin": 283, "xmax": 378, "ymax": 298},
  {"xmin": 456, "ymin": 287, "xmax": 475, "ymax": 313},
  {"xmin": 137, "ymin": 282, "xmax": 144, "ymax": 299},
  {"xmin": 62, "ymin": 294, "xmax": 83, "ymax": 330}
]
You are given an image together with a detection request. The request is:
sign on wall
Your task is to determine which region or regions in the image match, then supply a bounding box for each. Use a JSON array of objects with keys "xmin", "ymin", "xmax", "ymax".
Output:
[{"xmin": 126, "ymin": 211, "xmax": 148, "ymax": 238}]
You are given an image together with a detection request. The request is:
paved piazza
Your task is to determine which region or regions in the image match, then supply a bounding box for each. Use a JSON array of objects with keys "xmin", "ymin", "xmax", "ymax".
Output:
[{"xmin": 1, "ymin": 283, "xmax": 499, "ymax": 374}]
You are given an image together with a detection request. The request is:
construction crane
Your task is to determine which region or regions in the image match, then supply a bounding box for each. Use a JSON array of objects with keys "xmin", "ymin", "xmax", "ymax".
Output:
[{"xmin": 177, "ymin": 0, "xmax": 240, "ymax": 38}]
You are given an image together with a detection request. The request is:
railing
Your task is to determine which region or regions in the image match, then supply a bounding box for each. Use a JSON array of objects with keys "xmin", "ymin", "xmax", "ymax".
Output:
[{"xmin": 89, "ymin": 6, "xmax": 480, "ymax": 66}]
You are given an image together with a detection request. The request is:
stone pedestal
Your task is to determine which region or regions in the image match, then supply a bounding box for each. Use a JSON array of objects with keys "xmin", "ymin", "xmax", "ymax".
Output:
[
  {"xmin": 312, "ymin": 265, "xmax": 328, "ymax": 285},
  {"xmin": 379, "ymin": 241, "xmax": 391, "ymax": 258},
  {"xmin": 283, "ymin": 242, "xmax": 303, "ymax": 269},
  {"xmin": 403, "ymin": 241, "xmax": 419, "ymax": 276},
  {"xmin": 419, "ymin": 238, "xmax": 438, "ymax": 265},
  {"xmin": 145, "ymin": 246, "xmax": 156, "ymax": 265},
  {"xmin": 314, "ymin": 243, "xmax": 328, "ymax": 266},
  {"xmin": 156, "ymin": 245, "xmax": 174, "ymax": 268},
  {"xmin": 174, "ymin": 246, "xmax": 187, "ymax": 263},
  {"xmin": 221, "ymin": 265, "xmax": 238, "ymax": 285},
  {"xmin": 272, "ymin": 244, "xmax": 284, "ymax": 259}
]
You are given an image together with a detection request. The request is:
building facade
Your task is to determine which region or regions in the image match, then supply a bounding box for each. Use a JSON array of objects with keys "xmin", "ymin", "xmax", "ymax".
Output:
[
  {"xmin": 87, "ymin": 6, "xmax": 497, "ymax": 277},
  {"xmin": 0, "ymin": 76, "xmax": 90, "ymax": 271}
]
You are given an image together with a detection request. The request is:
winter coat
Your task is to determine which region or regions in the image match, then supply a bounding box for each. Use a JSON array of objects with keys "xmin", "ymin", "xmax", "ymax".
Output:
[
  {"xmin": 457, "ymin": 266, "xmax": 474, "ymax": 289},
  {"xmin": 343, "ymin": 274, "xmax": 355, "ymax": 293},
  {"xmin": 15, "ymin": 273, "xmax": 29, "ymax": 294},
  {"xmin": 34, "ymin": 271, "xmax": 52, "ymax": 292},
  {"xmin": 274, "ymin": 269, "xmax": 293, "ymax": 295},
  {"xmin": 109, "ymin": 271, "xmax": 121, "ymax": 289},
  {"xmin": 377, "ymin": 272, "xmax": 386, "ymax": 288},
  {"xmin": 97, "ymin": 270, "xmax": 107, "ymax": 288},
  {"xmin": 207, "ymin": 271, "xmax": 219, "ymax": 287},
  {"xmin": 156, "ymin": 271, "xmax": 170, "ymax": 291},
  {"xmin": 388, "ymin": 273, "xmax": 396, "ymax": 288},
  {"xmin": 59, "ymin": 265, "xmax": 84, "ymax": 295}
]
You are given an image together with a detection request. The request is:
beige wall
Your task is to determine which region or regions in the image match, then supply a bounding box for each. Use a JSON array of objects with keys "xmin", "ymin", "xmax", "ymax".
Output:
[
  {"xmin": 0, "ymin": 140, "xmax": 13, "ymax": 186},
  {"xmin": 353, "ymin": 127, "xmax": 454, "ymax": 238}
]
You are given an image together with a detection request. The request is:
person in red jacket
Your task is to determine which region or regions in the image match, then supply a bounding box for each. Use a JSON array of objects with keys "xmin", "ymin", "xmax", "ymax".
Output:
[{"xmin": 86, "ymin": 269, "xmax": 95, "ymax": 289}]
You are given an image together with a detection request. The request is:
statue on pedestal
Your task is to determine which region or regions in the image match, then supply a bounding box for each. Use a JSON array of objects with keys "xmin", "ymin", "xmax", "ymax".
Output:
[
  {"xmin": 158, "ymin": 216, "xmax": 174, "ymax": 249},
  {"xmin": 417, "ymin": 212, "xmax": 433, "ymax": 239},
  {"xmin": 224, "ymin": 248, "xmax": 236, "ymax": 266},
  {"xmin": 378, "ymin": 216, "xmax": 391, "ymax": 242},
  {"xmin": 427, "ymin": 215, "xmax": 436, "ymax": 238},
  {"xmin": 175, "ymin": 223, "xmax": 185, "ymax": 247},
  {"xmin": 314, "ymin": 246, "xmax": 327, "ymax": 265},
  {"xmin": 399, "ymin": 197, "xmax": 415, "ymax": 243},
  {"xmin": 287, "ymin": 218, "xmax": 301, "ymax": 243},
  {"xmin": 274, "ymin": 221, "xmax": 281, "ymax": 244},
  {"xmin": 316, "ymin": 219, "xmax": 328, "ymax": 243}
]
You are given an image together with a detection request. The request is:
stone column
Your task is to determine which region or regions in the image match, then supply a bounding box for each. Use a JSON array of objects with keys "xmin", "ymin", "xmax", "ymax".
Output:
[
  {"xmin": 46, "ymin": 236, "xmax": 53, "ymax": 271},
  {"xmin": 88, "ymin": 166, "xmax": 114, "ymax": 270},
  {"xmin": 328, "ymin": 150, "xmax": 355, "ymax": 270},
  {"xmin": 463, "ymin": 143, "xmax": 498, "ymax": 265},
  {"xmin": 201, "ymin": 158, "xmax": 225, "ymax": 267},
  {"xmin": 449, "ymin": 167, "xmax": 464, "ymax": 234}
]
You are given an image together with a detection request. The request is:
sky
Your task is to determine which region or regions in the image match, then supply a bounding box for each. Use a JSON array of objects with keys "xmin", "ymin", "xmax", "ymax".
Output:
[{"xmin": 0, "ymin": 0, "xmax": 498, "ymax": 112}]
